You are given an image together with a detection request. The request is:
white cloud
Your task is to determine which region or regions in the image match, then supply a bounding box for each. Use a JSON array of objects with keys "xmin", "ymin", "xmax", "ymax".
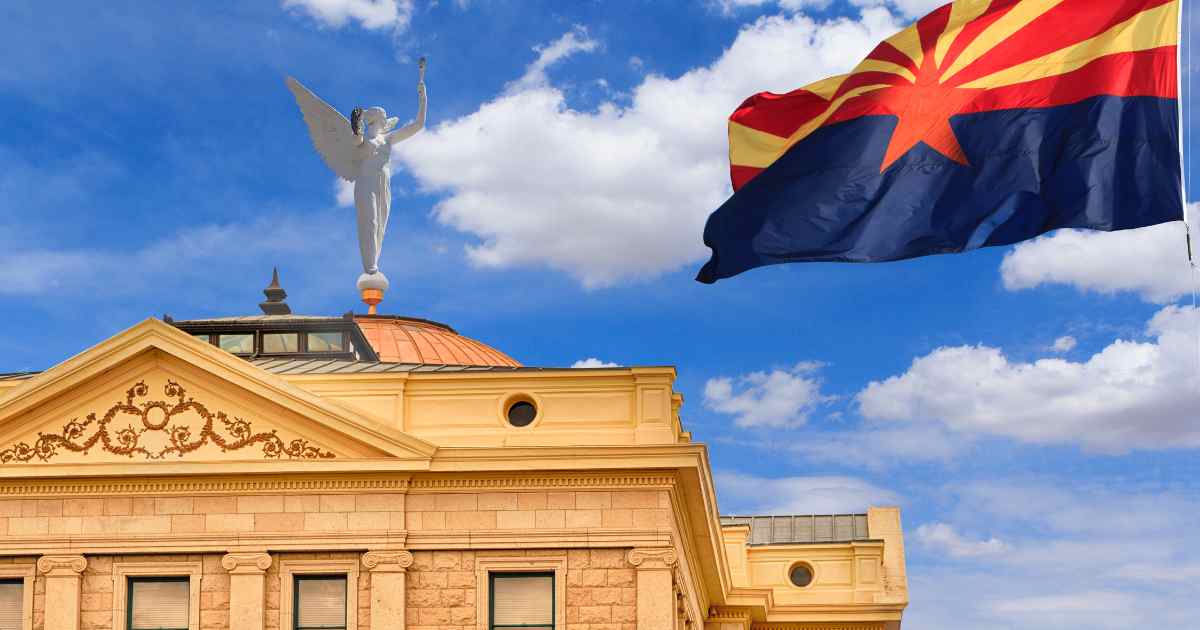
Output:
[
  {"xmin": 856, "ymin": 305, "xmax": 1200, "ymax": 452},
  {"xmin": 915, "ymin": 522, "xmax": 1008, "ymax": 558},
  {"xmin": 1050, "ymin": 335, "xmax": 1077, "ymax": 353},
  {"xmin": 849, "ymin": 0, "xmax": 946, "ymax": 19},
  {"xmin": 571, "ymin": 357, "xmax": 619, "ymax": 368},
  {"xmin": 509, "ymin": 26, "xmax": 598, "ymax": 92},
  {"xmin": 395, "ymin": 9, "xmax": 904, "ymax": 286},
  {"xmin": 1001, "ymin": 220, "xmax": 1195, "ymax": 304},
  {"xmin": 714, "ymin": 0, "xmax": 831, "ymax": 16},
  {"xmin": 335, "ymin": 178, "xmax": 355, "ymax": 207},
  {"xmin": 704, "ymin": 361, "xmax": 832, "ymax": 428},
  {"xmin": 787, "ymin": 422, "xmax": 969, "ymax": 466},
  {"xmin": 715, "ymin": 471, "xmax": 898, "ymax": 514},
  {"xmin": 282, "ymin": 0, "xmax": 412, "ymax": 30}
]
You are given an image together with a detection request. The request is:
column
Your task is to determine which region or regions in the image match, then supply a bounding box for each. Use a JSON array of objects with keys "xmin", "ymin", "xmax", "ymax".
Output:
[
  {"xmin": 222, "ymin": 553, "xmax": 273, "ymax": 630},
  {"xmin": 361, "ymin": 550, "xmax": 413, "ymax": 630},
  {"xmin": 626, "ymin": 548, "xmax": 676, "ymax": 629},
  {"xmin": 37, "ymin": 555, "xmax": 87, "ymax": 630}
]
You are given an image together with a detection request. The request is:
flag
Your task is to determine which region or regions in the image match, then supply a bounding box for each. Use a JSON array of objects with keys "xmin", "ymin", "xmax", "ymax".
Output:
[{"xmin": 697, "ymin": 0, "xmax": 1183, "ymax": 283}]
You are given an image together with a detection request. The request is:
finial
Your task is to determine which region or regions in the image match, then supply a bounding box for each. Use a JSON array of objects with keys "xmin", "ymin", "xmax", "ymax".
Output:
[{"xmin": 259, "ymin": 267, "xmax": 292, "ymax": 315}]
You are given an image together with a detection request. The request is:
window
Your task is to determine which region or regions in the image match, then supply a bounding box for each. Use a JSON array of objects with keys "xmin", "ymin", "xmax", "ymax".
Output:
[
  {"xmin": 263, "ymin": 332, "xmax": 299, "ymax": 353},
  {"xmin": 218, "ymin": 334, "xmax": 254, "ymax": 354},
  {"xmin": 128, "ymin": 577, "xmax": 189, "ymax": 630},
  {"xmin": 294, "ymin": 576, "xmax": 347, "ymax": 630},
  {"xmin": 190, "ymin": 333, "xmax": 212, "ymax": 344},
  {"xmin": 0, "ymin": 580, "xmax": 21, "ymax": 630},
  {"xmin": 490, "ymin": 573, "xmax": 554, "ymax": 630},
  {"xmin": 788, "ymin": 562, "xmax": 814, "ymax": 588},
  {"xmin": 307, "ymin": 332, "xmax": 345, "ymax": 352}
]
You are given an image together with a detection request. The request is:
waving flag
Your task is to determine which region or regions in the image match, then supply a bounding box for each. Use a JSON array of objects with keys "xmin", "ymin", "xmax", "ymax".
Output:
[{"xmin": 698, "ymin": 0, "xmax": 1183, "ymax": 283}]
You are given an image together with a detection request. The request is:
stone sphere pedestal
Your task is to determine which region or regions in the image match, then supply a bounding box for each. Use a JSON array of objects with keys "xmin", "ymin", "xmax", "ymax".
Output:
[{"xmin": 357, "ymin": 272, "xmax": 390, "ymax": 315}]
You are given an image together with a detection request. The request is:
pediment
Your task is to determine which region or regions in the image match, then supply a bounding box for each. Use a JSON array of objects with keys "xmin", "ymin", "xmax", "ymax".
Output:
[{"xmin": 0, "ymin": 319, "xmax": 436, "ymax": 467}]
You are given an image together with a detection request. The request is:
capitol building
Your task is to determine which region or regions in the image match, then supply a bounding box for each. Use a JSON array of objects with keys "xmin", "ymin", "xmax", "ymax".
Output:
[{"xmin": 0, "ymin": 277, "xmax": 906, "ymax": 630}]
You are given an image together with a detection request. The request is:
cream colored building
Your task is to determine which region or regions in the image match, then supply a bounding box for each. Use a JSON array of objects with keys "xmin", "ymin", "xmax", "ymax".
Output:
[{"xmin": 0, "ymin": 305, "xmax": 906, "ymax": 630}]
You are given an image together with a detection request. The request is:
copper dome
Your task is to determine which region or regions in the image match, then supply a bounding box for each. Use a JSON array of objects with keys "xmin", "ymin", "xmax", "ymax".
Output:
[{"xmin": 354, "ymin": 315, "xmax": 521, "ymax": 367}]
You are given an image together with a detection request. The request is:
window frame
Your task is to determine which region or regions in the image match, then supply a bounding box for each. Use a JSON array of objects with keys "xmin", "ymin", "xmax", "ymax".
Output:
[
  {"xmin": 126, "ymin": 576, "xmax": 191, "ymax": 630},
  {"xmin": 278, "ymin": 559, "xmax": 358, "ymax": 630},
  {"xmin": 474, "ymin": 556, "xmax": 566, "ymax": 630},
  {"xmin": 489, "ymin": 572, "xmax": 555, "ymax": 630},
  {"xmin": 113, "ymin": 561, "xmax": 201, "ymax": 630},
  {"xmin": 293, "ymin": 574, "xmax": 348, "ymax": 630},
  {"xmin": 0, "ymin": 565, "xmax": 34, "ymax": 630}
]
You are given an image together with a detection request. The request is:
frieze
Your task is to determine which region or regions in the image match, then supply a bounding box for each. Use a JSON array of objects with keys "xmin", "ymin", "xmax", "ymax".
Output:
[{"xmin": 0, "ymin": 380, "xmax": 334, "ymax": 463}]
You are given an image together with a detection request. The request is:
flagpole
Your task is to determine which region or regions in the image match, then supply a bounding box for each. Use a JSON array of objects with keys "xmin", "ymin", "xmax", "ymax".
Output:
[{"xmin": 1180, "ymin": 0, "xmax": 1191, "ymax": 262}]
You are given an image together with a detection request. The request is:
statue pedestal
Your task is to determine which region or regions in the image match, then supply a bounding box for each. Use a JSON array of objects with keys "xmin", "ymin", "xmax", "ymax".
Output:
[{"xmin": 357, "ymin": 272, "xmax": 389, "ymax": 315}]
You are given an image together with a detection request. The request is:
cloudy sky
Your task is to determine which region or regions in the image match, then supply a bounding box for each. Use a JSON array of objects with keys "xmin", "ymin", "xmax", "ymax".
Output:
[{"xmin": 1, "ymin": 1, "xmax": 1197, "ymax": 627}]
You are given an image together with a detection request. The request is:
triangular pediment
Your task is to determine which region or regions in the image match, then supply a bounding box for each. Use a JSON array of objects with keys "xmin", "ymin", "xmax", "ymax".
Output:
[{"xmin": 0, "ymin": 319, "xmax": 436, "ymax": 467}]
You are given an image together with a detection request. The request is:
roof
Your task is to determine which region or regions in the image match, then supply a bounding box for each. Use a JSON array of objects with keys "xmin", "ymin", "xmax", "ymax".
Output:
[
  {"xmin": 249, "ymin": 358, "xmax": 529, "ymax": 375},
  {"xmin": 354, "ymin": 315, "xmax": 521, "ymax": 367},
  {"xmin": 721, "ymin": 514, "xmax": 871, "ymax": 545}
]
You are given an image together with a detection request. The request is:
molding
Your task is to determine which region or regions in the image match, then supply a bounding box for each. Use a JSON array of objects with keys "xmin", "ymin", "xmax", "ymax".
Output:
[
  {"xmin": 361, "ymin": 550, "xmax": 413, "ymax": 572},
  {"xmin": 221, "ymin": 552, "xmax": 272, "ymax": 574},
  {"xmin": 627, "ymin": 548, "xmax": 677, "ymax": 570},
  {"xmin": 0, "ymin": 380, "xmax": 333, "ymax": 463},
  {"xmin": 750, "ymin": 625, "xmax": 888, "ymax": 630},
  {"xmin": 408, "ymin": 472, "xmax": 677, "ymax": 492},
  {"xmin": 0, "ymin": 563, "xmax": 36, "ymax": 630},
  {"xmin": 113, "ymin": 560, "xmax": 204, "ymax": 630},
  {"xmin": 0, "ymin": 475, "xmax": 411, "ymax": 497},
  {"xmin": 36, "ymin": 554, "xmax": 86, "ymax": 576},
  {"xmin": 474, "ymin": 555, "xmax": 567, "ymax": 630}
]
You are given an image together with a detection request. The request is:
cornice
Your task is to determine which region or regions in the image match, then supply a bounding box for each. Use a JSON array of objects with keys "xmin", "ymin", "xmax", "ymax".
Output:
[
  {"xmin": 221, "ymin": 552, "xmax": 273, "ymax": 574},
  {"xmin": 0, "ymin": 475, "xmax": 412, "ymax": 497},
  {"xmin": 409, "ymin": 472, "xmax": 677, "ymax": 492},
  {"xmin": 750, "ymin": 625, "xmax": 888, "ymax": 630},
  {"xmin": 361, "ymin": 550, "xmax": 414, "ymax": 572}
]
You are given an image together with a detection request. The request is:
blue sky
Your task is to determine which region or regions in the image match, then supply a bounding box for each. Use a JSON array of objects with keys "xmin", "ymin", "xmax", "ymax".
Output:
[{"xmin": 1, "ymin": 0, "xmax": 1198, "ymax": 628}]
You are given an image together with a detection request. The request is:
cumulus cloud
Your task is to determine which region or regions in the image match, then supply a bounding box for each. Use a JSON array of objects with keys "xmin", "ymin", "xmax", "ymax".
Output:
[
  {"xmin": 282, "ymin": 0, "xmax": 412, "ymax": 30},
  {"xmin": 335, "ymin": 178, "xmax": 355, "ymax": 207},
  {"xmin": 395, "ymin": 9, "xmax": 903, "ymax": 286},
  {"xmin": 509, "ymin": 26, "xmax": 599, "ymax": 92},
  {"xmin": 915, "ymin": 522, "xmax": 1008, "ymax": 558},
  {"xmin": 856, "ymin": 305, "xmax": 1200, "ymax": 452},
  {"xmin": 715, "ymin": 471, "xmax": 898, "ymax": 514},
  {"xmin": 571, "ymin": 357, "xmax": 619, "ymax": 368},
  {"xmin": 1049, "ymin": 335, "xmax": 1077, "ymax": 353},
  {"xmin": 704, "ymin": 361, "xmax": 832, "ymax": 428},
  {"xmin": 1001, "ymin": 219, "xmax": 1195, "ymax": 304},
  {"xmin": 850, "ymin": 0, "xmax": 947, "ymax": 19}
]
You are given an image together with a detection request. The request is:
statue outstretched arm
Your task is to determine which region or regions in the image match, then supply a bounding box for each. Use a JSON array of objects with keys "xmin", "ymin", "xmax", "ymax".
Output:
[{"xmin": 387, "ymin": 59, "xmax": 427, "ymax": 145}]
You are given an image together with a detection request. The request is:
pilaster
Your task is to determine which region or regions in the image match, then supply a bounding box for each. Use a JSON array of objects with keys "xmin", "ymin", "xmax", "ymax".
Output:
[
  {"xmin": 627, "ymin": 548, "xmax": 677, "ymax": 629},
  {"xmin": 37, "ymin": 555, "xmax": 86, "ymax": 630},
  {"xmin": 362, "ymin": 550, "xmax": 414, "ymax": 629},
  {"xmin": 222, "ymin": 552, "xmax": 273, "ymax": 630}
]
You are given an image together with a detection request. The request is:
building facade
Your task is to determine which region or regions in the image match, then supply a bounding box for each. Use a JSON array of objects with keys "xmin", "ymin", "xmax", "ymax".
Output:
[{"xmin": 0, "ymin": 311, "xmax": 907, "ymax": 630}]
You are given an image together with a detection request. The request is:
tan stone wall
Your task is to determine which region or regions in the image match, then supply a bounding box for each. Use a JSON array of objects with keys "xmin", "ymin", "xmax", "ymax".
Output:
[
  {"xmin": 564, "ymin": 549, "xmax": 637, "ymax": 630},
  {"xmin": 407, "ymin": 551, "xmax": 476, "ymax": 629},
  {"xmin": 263, "ymin": 552, "xmax": 369, "ymax": 630},
  {"xmin": 404, "ymin": 490, "xmax": 671, "ymax": 532}
]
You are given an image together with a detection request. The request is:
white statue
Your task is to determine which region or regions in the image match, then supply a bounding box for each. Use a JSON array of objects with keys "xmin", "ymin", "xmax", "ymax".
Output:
[{"xmin": 285, "ymin": 59, "xmax": 427, "ymax": 310}]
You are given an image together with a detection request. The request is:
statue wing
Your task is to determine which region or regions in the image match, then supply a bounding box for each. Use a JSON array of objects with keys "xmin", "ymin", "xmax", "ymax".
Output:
[{"xmin": 285, "ymin": 77, "xmax": 361, "ymax": 182}]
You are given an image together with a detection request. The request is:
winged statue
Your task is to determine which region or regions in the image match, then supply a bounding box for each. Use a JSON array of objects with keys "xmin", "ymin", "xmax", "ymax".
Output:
[{"xmin": 285, "ymin": 59, "xmax": 427, "ymax": 311}]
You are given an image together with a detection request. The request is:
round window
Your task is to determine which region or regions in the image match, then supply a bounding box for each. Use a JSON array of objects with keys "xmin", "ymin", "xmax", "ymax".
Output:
[
  {"xmin": 788, "ymin": 563, "xmax": 814, "ymax": 588},
  {"xmin": 506, "ymin": 400, "xmax": 538, "ymax": 427}
]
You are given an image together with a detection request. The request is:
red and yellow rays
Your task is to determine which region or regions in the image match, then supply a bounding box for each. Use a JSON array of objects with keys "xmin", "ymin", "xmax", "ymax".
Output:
[{"xmin": 729, "ymin": 0, "xmax": 1179, "ymax": 189}]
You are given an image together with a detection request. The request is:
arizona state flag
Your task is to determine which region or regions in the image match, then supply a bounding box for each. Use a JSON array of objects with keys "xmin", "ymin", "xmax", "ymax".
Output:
[{"xmin": 697, "ymin": 0, "xmax": 1183, "ymax": 283}]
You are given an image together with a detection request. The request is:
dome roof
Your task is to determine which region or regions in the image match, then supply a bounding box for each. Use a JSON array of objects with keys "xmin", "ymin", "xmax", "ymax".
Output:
[{"xmin": 354, "ymin": 315, "xmax": 521, "ymax": 367}]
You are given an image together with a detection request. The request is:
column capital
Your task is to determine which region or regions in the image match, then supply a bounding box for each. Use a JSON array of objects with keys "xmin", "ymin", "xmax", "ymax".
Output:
[
  {"xmin": 37, "ymin": 555, "xmax": 86, "ymax": 576},
  {"xmin": 362, "ymin": 550, "xmax": 414, "ymax": 573},
  {"xmin": 626, "ymin": 548, "xmax": 677, "ymax": 570},
  {"xmin": 222, "ymin": 552, "xmax": 273, "ymax": 575}
]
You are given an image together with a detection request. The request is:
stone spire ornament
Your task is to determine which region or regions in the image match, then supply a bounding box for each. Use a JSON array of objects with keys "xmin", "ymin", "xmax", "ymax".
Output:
[
  {"xmin": 259, "ymin": 267, "xmax": 291, "ymax": 315},
  {"xmin": 286, "ymin": 58, "xmax": 428, "ymax": 314}
]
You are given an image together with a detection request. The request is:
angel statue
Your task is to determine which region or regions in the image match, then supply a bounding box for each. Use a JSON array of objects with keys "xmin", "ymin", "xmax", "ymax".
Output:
[{"xmin": 285, "ymin": 59, "xmax": 427, "ymax": 312}]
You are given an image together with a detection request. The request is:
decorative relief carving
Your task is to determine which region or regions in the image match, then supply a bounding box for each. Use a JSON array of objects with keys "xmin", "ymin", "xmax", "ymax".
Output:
[
  {"xmin": 37, "ymin": 555, "xmax": 87, "ymax": 576},
  {"xmin": 221, "ymin": 552, "xmax": 273, "ymax": 574},
  {"xmin": 626, "ymin": 548, "xmax": 677, "ymax": 570},
  {"xmin": 0, "ymin": 380, "xmax": 335, "ymax": 463},
  {"xmin": 361, "ymin": 550, "xmax": 414, "ymax": 572}
]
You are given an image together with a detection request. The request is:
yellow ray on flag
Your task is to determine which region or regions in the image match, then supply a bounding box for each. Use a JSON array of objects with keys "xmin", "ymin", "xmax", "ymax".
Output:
[{"xmin": 939, "ymin": 0, "xmax": 1067, "ymax": 82}]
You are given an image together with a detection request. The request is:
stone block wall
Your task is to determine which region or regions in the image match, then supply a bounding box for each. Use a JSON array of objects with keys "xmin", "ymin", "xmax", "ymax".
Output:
[
  {"xmin": 564, "ymin": 549, "xmax": 637, "ymax": 630},
  {"xmin": 404, "ymin": 490, "xmax": 671, "ymax": 532},
  {"xmin": 263, "ymin": 552, "xmax": 370, "ymax": 630}
]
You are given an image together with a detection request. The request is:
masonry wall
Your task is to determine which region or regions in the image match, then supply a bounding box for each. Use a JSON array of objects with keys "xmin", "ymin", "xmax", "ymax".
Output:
[{"xmin": 404, "ymin": 490, "xmax": 672, "ymax": 532}]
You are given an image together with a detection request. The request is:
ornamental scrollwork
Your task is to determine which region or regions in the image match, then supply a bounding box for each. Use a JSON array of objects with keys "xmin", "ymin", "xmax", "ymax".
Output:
[{"xmin": 0, "ymin": 380, "xmax": 335, "ymax": 463}]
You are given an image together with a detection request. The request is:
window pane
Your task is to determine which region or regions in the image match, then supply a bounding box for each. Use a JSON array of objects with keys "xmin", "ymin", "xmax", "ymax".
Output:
[
  {"xmin": 263, "ymin": 333, "xmax": 298, "ymax": 353},
  {"xmin": 218, "ymin": 334, "xmax": 254, "ymax": 354},
  {"xmin": 130, "ymin": 578, "xmax": 189, "ymax": 630},
  {"xmin": 492, "ymin": 574, "xmax": 553, "ymax": 626},
  {"xmin": 0, "ymin": 581, "xmax": 21, "ymax": 630},
  {"xmin": 307, "ymin": 332, "xmax": 344, "ymax": 352},
  {"xmin": 296, "ymin": 576, "xmax": 346, "ymax": 628},
  {"xmin": 191, "ymin": 333, "xmax": 211, "ymax": 344}
]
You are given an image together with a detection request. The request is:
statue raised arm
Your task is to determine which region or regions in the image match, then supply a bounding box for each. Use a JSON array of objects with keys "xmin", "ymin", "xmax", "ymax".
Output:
[{"xmin": 285, "ymin": 58, "xmax": 428, "ymax": 312}]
